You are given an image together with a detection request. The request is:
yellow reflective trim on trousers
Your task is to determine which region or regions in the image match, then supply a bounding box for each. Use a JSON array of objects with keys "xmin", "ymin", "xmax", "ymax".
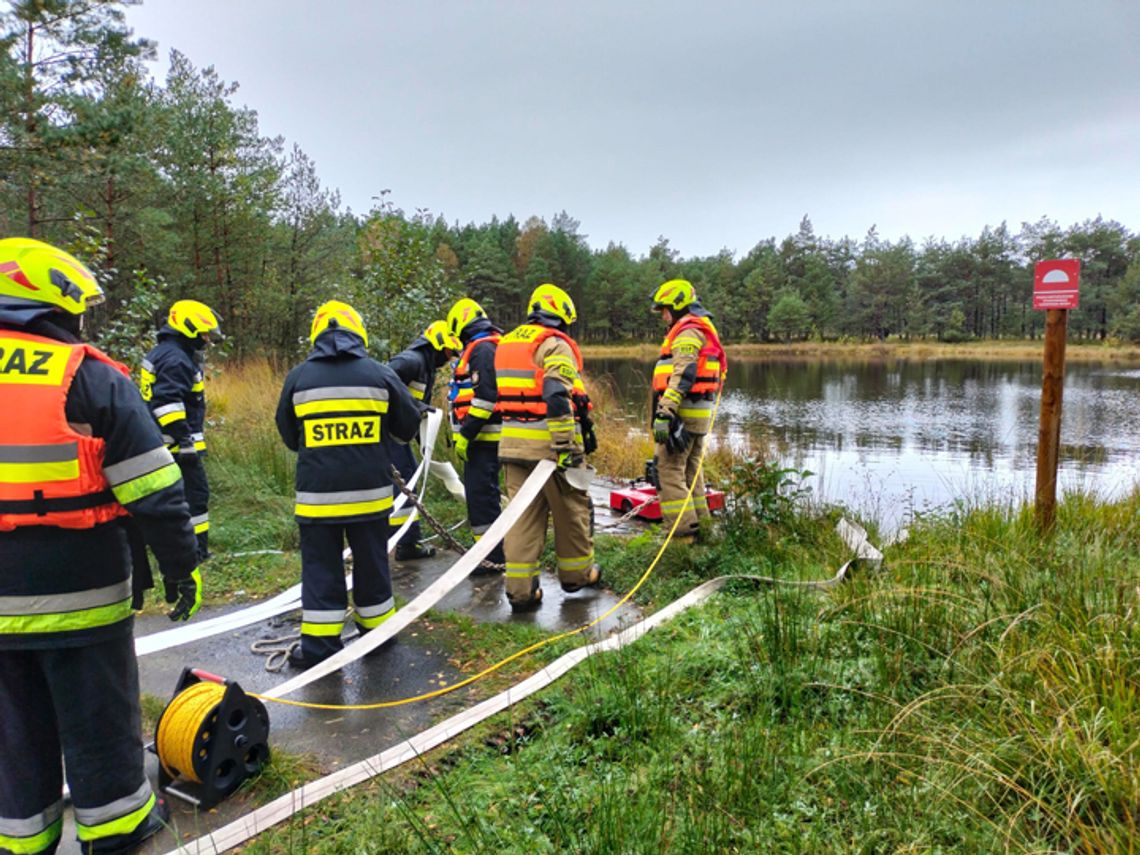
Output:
[
  {"xmin": 193, "ymin": 520, "xmax": 209, "ymax": 534},
  {"xmin": 0, "ymin": 598, "xmax": 132, "ymax": 634},
  {"xmin": 301, "ymin": 621, "xmax": 344, "ymax": 637},
  {"xmin": 294, "ymin": 497, "xmax": 393, "ymax": 518},
  {"xmin": 191, "ymin": 381, "xmax": 205, "ymax": 392},
  {"xmin": 467, "ymin": 405, "xmax": 493, "ymax": 419},
  {"xmin": 505, "ymin": 562, "xmax": 540, "ymax": 579},
  {"xmin": 0, "ymin": 818, "xmax": 62, "ymax": 854},
  {"xmin": 557, "ymin": 553, "xmax": 595, "ymax": 571},
  {"xmin": 76, "ymin": 794, "xmax": 154, "ymax": 843},
  {"xmin": 0, "ymin": 459, "xmax": 79, "ymax": 483},
  {"xmin": 111, "ymin": 461, "xmax": 182, "ymax": 506},
  {"xmin": 355, "ymin": 605, "xmax": 396, "ymax": 630},
  {"xmin": 157, "ymin": 410, "xmax": 186, "ymax": 427},
  {"xmin": 294, "ymin": 398, "xmax": 388, "ymax": 417},
  {"xmin": 390, "ymin": 510, "xmax": 411, "ymax": 525}
]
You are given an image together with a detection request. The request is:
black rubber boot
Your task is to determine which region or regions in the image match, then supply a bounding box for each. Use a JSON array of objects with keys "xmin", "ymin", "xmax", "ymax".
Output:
[
  {"xmin": 85, "ymin": 796, "xmax": 169, "ymax": 854},
  {"xmin": 508, "ymin": 582, "xmax": 544, "ymax": 612},
  {"xmin": 561, "ymin": 564, "xmax": 602, "ymax": 593},
  {"xmin": 395, "ymin": 542, "xmax": 437, "ymax": 561}
]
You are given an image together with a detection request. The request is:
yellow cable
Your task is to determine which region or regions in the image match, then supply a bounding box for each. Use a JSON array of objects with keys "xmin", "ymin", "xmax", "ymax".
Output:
[
  {"xmin": 156, "ymin": 681, "xmax": 226, "ymax": 783},
  {"xmin": 253, "ymin": 387, "xmax": 724, "ymax": 712}
]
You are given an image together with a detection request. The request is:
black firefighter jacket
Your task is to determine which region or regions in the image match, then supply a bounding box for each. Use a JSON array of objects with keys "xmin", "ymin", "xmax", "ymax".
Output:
[
  {"xmin": 388, "ymin": 334, "xmax": 445, "ymax": 405},
  {"xmin": 275, "ymin": 328, "xmax": 422, "ymax": 525},
  {"xmin": 141, "ymin": 326, "xmax": 207, "ymax": 454}
]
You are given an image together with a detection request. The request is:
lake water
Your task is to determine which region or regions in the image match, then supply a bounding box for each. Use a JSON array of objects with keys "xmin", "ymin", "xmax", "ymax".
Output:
[{"xmin": 587, "ymin": 356, "xmax": 1140, "ymax": 533}]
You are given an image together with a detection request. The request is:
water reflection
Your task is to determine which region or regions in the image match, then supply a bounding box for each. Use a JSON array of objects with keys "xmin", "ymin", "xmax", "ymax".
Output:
[{"xmin": 588, "ymin": 356, "xmax": 1140, "ymax": 532}]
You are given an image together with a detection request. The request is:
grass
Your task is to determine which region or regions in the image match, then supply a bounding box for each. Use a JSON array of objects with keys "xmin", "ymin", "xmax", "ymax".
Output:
[
  {"xmin": 236, "ymin": 482, "xmax": 1139, "ymax": 854},
  {"xmin": 160, "ymin": 361, "xmax": 1140, "ymax": 852}
]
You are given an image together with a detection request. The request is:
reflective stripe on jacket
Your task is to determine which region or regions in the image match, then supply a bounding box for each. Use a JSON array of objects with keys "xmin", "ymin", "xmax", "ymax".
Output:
[
  {"xmin": 275, "ymin": 328, "xmax": 422, "ymax": 525},
  {"xmin": 0, "ymin": 331, "xmax": 131, "ymax": 531},
  {"xmin": 652, "ymin": 314, "xmax": 726, "ymax": 434},
  {"xmin": 652, "ymin": 315, "xmax": 726, "ymax": 396}
]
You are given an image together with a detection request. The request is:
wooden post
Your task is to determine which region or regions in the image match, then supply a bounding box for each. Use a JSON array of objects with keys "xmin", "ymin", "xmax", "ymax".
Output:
[{"xmin": 1035, "ymin": 308, "xmax": 1068, "ymax": 532}]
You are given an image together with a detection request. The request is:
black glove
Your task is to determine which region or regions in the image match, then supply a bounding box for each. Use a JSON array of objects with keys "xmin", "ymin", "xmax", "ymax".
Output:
[
  {"xmin": 165, "ymin": 569, "xmax": 202, "ymax": 622},
  {"xmin": 665, "ymin": 416, "xmax": 691, "ymax": 455},
  {"xmin": 581, "ymin": 418, "xmax": 598, "ymax": 455}
]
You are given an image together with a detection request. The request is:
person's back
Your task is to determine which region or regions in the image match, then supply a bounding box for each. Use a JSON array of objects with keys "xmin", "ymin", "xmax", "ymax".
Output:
[
  {"xmin": 275, "ymin": 301, "xmax": 422, "ymax": 667},
  {"xmin": 446, "ymin": 298, "xmax": 505, "ymax": 573},
  {"xmin": 495, "ymin": 284, "xmax": 601, "ymax": 610},
  {"xmin": 141, "ymin": 299, "xmax": 220, "ymax": 560}
]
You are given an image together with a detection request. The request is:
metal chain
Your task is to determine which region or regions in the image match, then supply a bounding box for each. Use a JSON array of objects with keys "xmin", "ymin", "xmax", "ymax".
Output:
[
  {"xmin": 389, "ymin": 466, "xmax": 504, "ymax": 572},
  {"xmin": 596, "ymin": 493, "xmax": 657, "ymax": 529}
]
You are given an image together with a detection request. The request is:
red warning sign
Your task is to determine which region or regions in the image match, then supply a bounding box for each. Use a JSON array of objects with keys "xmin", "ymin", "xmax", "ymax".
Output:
[{"xmin": 1033, "ymin": 259, "xmax": 1080, "ymax": 310}]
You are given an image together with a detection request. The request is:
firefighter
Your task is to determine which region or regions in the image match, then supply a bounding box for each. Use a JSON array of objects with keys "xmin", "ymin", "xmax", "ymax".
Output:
[
  {"xmin": 0, "ymin": 238, "xmax": 201, "ymax": 855},
  {"xmin": 495, "ymin": 283, "xmax": 600, "ymax": 610},
  {"xmin": 650, "ymin": 279, "xmax": 727, "ymax": 543},
  {"xmin": 275, "ymin": 300, "xmax": 422, "ymax": 668},
  {"xmin": 140, "ymin": 299, "xmax": 220, "ymax": 561},
  {"xmin": 446, "ymin": 297, "xmax": 505, "ymax": 574},
  {"xmin": 386, "ymin": 320, "xmax": 459, "ymax": 561}
]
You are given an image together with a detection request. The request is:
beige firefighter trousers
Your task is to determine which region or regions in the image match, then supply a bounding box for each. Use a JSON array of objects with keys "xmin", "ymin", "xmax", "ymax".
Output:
[
  {"xmin": 502, "ymin": 461, "xmax": 594, "ymax": 601},
  {"xmin": 655, "ymin": 432, "xmax": 710, "ymax": 536}
]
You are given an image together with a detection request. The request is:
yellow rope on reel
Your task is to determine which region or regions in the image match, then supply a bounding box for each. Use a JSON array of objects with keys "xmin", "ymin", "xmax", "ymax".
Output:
[{"xmin": 156, "ymin": 681, "xmax": 226, "ymax": 783}]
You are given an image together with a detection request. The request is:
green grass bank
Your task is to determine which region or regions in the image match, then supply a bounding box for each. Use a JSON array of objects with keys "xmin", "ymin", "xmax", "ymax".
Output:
[
  {"xmin": 232, "ymin": 471, "xmax": 1139, "ymax": 853},
  {"xmin": 164, "ymin": 362, "xmax": 1138, "ymax": 853}
]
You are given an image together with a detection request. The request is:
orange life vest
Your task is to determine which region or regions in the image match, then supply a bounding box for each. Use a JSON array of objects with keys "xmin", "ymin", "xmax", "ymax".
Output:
[
  {"xmin": 652, "ymin": 314, "xmax": 727, "ymax": 397},
  {"xmin": 449, "ymin": 332, "xmax": 500, "ymax": 423},
  {"xmin": 495, "ymin": 324, "xmax": 587, "ymax": 420},
  {"xmin": 0, "ymin": 330, "xmax": 130, "ymax": 531}
]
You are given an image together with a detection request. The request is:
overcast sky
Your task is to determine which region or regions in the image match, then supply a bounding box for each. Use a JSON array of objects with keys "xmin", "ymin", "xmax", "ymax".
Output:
[{"xmin": 124, "ymin": 1, "xmax": 1140, "ymax": 259}]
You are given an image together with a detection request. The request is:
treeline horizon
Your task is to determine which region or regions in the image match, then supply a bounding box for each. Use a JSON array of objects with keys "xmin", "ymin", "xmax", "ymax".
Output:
[{"xmin": 3, "ymin": 1, "xmax": 1140, "ymax": 365}]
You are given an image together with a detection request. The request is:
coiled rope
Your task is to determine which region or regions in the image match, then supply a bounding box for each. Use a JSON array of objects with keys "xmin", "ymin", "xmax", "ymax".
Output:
[{"xmin": 155, "ymin": 681, "xmax": 227, "ymax": 783}]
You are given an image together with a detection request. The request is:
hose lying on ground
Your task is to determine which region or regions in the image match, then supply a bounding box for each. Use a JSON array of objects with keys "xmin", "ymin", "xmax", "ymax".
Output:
[
  {"xmin": 134, "ymin": 409, "xmax": 444, "ymax": 657},
  {"xmin": 160, "ymin": 562, "xmax": 852, "ymax": 855}
]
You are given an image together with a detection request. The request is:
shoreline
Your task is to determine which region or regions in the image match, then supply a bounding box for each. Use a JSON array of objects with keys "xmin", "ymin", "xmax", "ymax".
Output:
[{"xmin": 583, "ymin": 339, "xmax": 1140, "ymax": 362}]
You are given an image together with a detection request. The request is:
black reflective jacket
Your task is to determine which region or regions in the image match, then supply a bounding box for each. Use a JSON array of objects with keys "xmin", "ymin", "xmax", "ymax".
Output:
[
  {"xmin": 141, "ymin": 327, "xmax": 206, "ymax": 452},
  {"xmin": 388, "ymin": 334, "xmax": 446, "ymax": 404},
  {"xmin": 275, "ymin": 329, "xmax": 422, "ymax": 524}
]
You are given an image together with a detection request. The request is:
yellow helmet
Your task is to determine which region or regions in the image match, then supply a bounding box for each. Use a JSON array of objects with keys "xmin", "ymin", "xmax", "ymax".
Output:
[
  {"xmin": 310, "ymin": 299, "xmax": 368, "ymax": 346},
  {"xmin": 168, "ymin": 299, "xmax": 221, "ymax": 339},
  {"xmin": 446, "ymin": 298, "xmax": 486, "ymax": 339},
  {"xmin": 652, "ymin": 279, "xmax": 696, "ymax": 311},
  {"xmin": 0, "ymin": 237, "xmax": 103, "ymax": 315},
  {"xmin": 423, "ymin": 319, "xmax": 461, "ymax": 352},
  {"xmin": 528, "ymin": 283, "xmax": 576, "ymax": 326}
]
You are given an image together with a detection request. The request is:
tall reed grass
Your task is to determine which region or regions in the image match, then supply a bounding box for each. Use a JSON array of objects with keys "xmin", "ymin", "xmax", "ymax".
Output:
[{"xmin": 204, "ymin": 359, "xmax": 297, "ymax": 554}]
